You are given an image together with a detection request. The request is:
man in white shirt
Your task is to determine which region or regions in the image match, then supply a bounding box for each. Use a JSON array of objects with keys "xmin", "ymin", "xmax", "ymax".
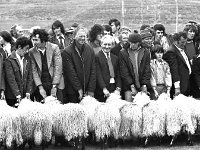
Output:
[
  {"xmin": 4, "ymin": 37, "xmax": 32, "ymax": 107},
  {"xmin": 163, "ymin": 32, "xmax": 191, "ymax": 98}
]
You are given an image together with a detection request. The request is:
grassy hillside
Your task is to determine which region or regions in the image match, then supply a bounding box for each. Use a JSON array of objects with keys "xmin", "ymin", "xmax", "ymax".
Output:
[{"xmin": 0, "ymin": 0, "xmax": 199, "ymax": 33}]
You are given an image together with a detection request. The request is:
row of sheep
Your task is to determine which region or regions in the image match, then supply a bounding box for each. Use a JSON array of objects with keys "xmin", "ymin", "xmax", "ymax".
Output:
[{"xmin": 0, "ymin": 93, "xmax": 199, "ymax": 149}]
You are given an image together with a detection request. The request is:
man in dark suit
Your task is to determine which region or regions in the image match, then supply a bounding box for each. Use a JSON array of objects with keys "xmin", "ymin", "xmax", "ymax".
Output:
[
  {"xmin": 163, "ymin": 32, "xmax": 191, "ymax": 97},
  {"xmin": 4, "ymin": 37, "xmax": 32, "ymax": 106},
  {"xmin": 30, "ymin": 29, "xmax": 64, "ymax": 102},
  {"xmin": 95, "ymin": 35, "xmax": 121, "ymax": 102},
  {"xmin": 62, "ymin": 26, "xmax": 96, "ymax": 103},
  {"xmin": 49, "ymin": 20, "xmax": 71, "ymax": 52},
  {"xmin": 119, "ymin": 33, "xmax": 152, "ymax": 102}
]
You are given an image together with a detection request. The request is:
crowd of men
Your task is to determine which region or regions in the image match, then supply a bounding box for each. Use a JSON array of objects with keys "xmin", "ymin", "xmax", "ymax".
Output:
[{"xmin": 0, "ymin": 19, "xmax": 200, "ymax": 107}]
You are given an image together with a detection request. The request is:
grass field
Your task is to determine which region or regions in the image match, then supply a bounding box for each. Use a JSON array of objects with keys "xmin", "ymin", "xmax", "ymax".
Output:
[{"xmin": 0, "ymin": 0, "xmax": 199, "ymax": 33}]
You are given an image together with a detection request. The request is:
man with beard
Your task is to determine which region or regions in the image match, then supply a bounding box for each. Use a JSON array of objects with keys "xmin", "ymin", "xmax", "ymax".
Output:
[
  {"xmin": 119, "ymin": 33, "xmax": 152, "ymax": 102},
  {"xmin": 111, "ymin": 26, "xmax": 131, "ymax": 57}
]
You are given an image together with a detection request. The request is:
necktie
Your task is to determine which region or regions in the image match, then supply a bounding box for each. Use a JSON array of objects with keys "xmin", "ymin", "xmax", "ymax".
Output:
[
  {"xmin": 107, "ymin": 53, "xmax": 115, "ymax": 78},
  {"xmin": 59, "ymin": 36, "xmax": 64, "ymax": 49}
]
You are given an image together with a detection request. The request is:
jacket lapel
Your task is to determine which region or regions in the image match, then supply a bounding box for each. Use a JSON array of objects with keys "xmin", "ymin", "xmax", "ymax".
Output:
[
  {"xmin": 32, "ymin": 47, "xmax": 42, "ymax": 71},
  {"xmin": 10, "ymin": 51, "xmax": 22, "ymax": 77},
  {"xmin": 173, "ymin": 45, "xmax": 187, "ymax": 65},
  {"xmin": 138, "ymin": 47, "xmax": 145, "ymax": 67},
  {"xmin": 46, "ymin": 42, "xmax": 53, "ymax": 69}
]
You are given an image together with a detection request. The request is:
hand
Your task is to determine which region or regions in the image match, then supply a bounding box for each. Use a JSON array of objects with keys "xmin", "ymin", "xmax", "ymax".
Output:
[
  {"xmin": 39, "ymin": 86, "xmax": 47, "ymax": 99},
  {"xmin": 51, "ymin": 87, "xmax": 57, "ymax": 97},
  {"xmin": 174, "ymin": 88, "xmax": 180, "ymax": 96},
  {"xmin": 26, "ymin": 93, "xmax": 31, "ymax": 99},
  {"xmin": 141, "ymin": 85, "xmax": 147, "ymax": 94},
  {"xmin": 166, "ymin": 90, "xmax": 170, "ymax": 97},
  {"xmin": 78, "ymin": 89, "xmax": 83, "ymax": 100},
  {"xmin": 87, "ymin": 91, "xmax": 94, "ymax": 97},
  {"xmin": 131, "ymin": 85, "xmax": 137, "ymax": 96},
  {"xmin": 103, "ymin": 88, "xmax": 110, "ymax": 97},
  {"xmin": 154, "ymin": 90, "xmax": 159, "ymax": 99},
  {"xmin": 114, "ymin": 89, "xmax": 121, "ymax": 95},
  {"xmin": 0, "ymin": 91, "xmax": 5, "ymax": 100},
  {"xmin": 16, "ymin": 95, "xmax": 21, "ymax": 103}
]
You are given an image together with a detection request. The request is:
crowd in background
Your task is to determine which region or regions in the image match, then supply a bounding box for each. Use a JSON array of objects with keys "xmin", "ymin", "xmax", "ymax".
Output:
[{"xmin": 0, "ymin": 19, "xmax": 200, "ymax": 107}]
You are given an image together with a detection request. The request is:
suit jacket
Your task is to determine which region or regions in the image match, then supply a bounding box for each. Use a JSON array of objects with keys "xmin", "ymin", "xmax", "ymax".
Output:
[
  {"xmin": 49, "ymin": 34, "xmax": 71, "ymax": 52},
  {"xmin": 62, "ymin": 41, "xmax": 96, "ymax": 94},
  {"xmin": 163, "ymin": 44, "xmax": 191, "ymax": 95},
  {"xmin": 0, "ymin": 48, "xmax": 6, "ymax": 91},
  {"xmin": 119, "ymin": 47, "xmax": 151, "ymax": 91},
  {"xmin": 29, "ymin": 42, "xmax": 64, "ymax": 90},
  {"xmin": 4, "ymin": 51, "xmax": 32, "ymax": 100},
  {"xmin": 95, "ymin": 50, "xmax": 121, "ymax": 94}
]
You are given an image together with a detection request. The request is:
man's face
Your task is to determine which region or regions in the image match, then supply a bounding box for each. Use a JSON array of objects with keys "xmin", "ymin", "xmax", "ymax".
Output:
[
  {"xmin": 155, "ymin": 30, "xmax": 164, "ymax": 40},
  {"xmin": 187, "ymin": 29, "xmax": 195, "ymax": 40},
  {"xmin": 16, "ymin": 26, "xmax": 23, "ymax": 38},
  {"xmin": 17, "ymin": 45, "xmax": 29, "ymax": 57},
  {"xmin": 101, "ymin": 38, "xmax": 113, "ymax": 53},
  {"xmin": 31, "ymin": 34, "xmax": 42, "ymax": 48},
  {"xmin": 96, "ymin": 33, "xmax": 103, "ymax": 42},
  {"xmin": 155, "ymin": 52, "xmax": 163, "ymax": 61},
  {"xmin": 142, "ymin": 37, "xmax": 152, "ymax": 48},
  {"xmin": 53, "ymin": 26, "xmax": 62, "ymax": 36},
  {"xmin": 0, "ymin": 36, "xmax": 5, "ymax": 44},
  {"xmin": 130, "ymin": 42, "xmax": 140, "ymax": 50},
  {"xmin": 177, "ymin": 37, "xmax": 187, "ymax": 49},
  {"xmin": 75, "ymin": 29, "xmax": 87, "ymax": 45},
  {"xmin": 121, "ymin": 30, "xmax": 130, "ymax": 44},
  {"xmin": 111, "ymin": 22, "xmax": 117, "ymax": 33}
]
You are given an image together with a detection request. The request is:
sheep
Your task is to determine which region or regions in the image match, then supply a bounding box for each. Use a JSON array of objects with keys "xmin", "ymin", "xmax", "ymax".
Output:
[
  {"xmin": 45, "ymin": 96, "xmax": 88, "ymax": 149},
  {"xmin": 165, "ymin": 94, "xmax": 195, "ymax": 146},
  {"xmin": 18, "ymin": 98, "xmax": 53, "ymax": 149},
  {"xmin": 80, "ymin": 96, "xmax": 121, "ymax": 148},
  {"xmin": 142, "ymin": 93, "xmax": 171, "ymax": 146}
]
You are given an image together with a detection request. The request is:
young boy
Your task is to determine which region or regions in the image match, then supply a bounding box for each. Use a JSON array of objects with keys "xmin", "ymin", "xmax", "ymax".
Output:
[{"xmin": 150, "ymin": 44, "xmax": 172, "ymax": 99}]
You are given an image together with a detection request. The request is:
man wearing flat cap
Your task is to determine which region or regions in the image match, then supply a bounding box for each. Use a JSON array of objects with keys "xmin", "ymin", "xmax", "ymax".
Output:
[{"xmin": 119, "ymin": 33, "xmax": 152, "ymax": 102}]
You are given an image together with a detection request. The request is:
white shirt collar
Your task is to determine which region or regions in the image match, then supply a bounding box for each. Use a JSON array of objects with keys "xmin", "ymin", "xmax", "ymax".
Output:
[
  {"xmin": 102, "ymin": 50, "xmax": 110, "ymax": 59},
  {"xmin": 56, "ymin": 34, "xmax": 65, "ymax": 40}
]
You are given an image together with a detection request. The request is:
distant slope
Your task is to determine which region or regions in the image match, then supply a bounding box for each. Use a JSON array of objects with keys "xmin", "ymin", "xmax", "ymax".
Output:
[{"xmin": 0, "ymin": 0, "xmax": 199, "ymax": 33}]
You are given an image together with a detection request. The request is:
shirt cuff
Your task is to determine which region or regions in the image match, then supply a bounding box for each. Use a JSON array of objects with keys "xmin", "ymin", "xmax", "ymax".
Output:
[{"xmin": 174, "ymin": 81, "xmax": 180, "ymax": 89}]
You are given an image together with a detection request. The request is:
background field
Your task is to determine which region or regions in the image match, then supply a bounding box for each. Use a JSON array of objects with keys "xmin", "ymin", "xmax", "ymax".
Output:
[{"xmin": 0, "ymin": 0, "xmax": 200, "ymax": 34}]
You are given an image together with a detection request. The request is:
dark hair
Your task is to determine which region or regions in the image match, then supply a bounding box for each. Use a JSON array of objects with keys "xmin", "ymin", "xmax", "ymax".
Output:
[
  {"xmin": 108, "ymin": 18, "xmax": 121, "ymax": 27},
  {"xmin": 152, "ymin": 44, "xmax": 164, "ymax": 53},
  {"xmin": 173, "ymin": 32, "xmax": 187, "ymax": 41},
  {"xmin": 52, "ymin": 20, "xmax": 65, "ymax": 35},
  {"xmin": 102, "ymin": 24, "xmax": 112, "ymax": 35},
  {"xmin": 183, "ymin": 24, "xmax": 197, "ymax": 33},
  {"xmin": 16, "ymin": 36, "xmax": 32, "ymax": 49},
  {"xmin": 31, "ymin": 29, "xmax": 49, "ymax": 43},
  {"xmin": 89, "ymin": 24, "xmax": 104, "ymax": 42},
  {"xmin": 154, "ymin": 24, "xmax": 166, "ymax": 35},
  {"xmin": 0, "ymin": 31, "xmax": 13, "ymax": 43}
]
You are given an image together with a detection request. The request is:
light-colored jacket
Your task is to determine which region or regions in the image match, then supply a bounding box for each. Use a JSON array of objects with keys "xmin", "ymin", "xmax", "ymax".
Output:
[
  {"xmin": 29, "ymin": 42, "xmax": 64, "ymax": 89},
  {"xmin": 150, "ymin": 59, "xmax": 172, "ymax": 88}
]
